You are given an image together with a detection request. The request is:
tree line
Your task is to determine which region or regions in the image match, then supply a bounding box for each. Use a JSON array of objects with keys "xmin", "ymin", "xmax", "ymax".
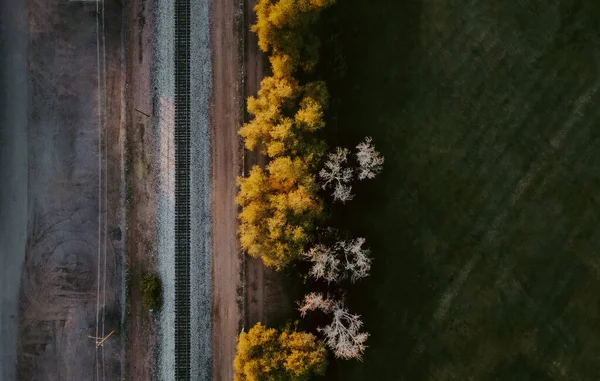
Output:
[{"xmin": 235, "ymin": 1, "xmax": 384, "ymax": 380}]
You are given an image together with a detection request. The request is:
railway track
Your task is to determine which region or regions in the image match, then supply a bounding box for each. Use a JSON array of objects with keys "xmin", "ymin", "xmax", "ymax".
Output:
[{"xmin": 174, "ymin": 0, "xmax": 191, "ymax": 379}]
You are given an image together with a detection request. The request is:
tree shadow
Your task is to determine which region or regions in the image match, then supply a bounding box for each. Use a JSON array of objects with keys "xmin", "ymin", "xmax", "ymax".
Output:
[{"xmin": 320, "ymin": 0, "xmax": 429, "ymax": 379}]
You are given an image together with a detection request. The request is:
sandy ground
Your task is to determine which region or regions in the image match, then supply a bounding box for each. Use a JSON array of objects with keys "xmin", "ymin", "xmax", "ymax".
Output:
[
  {"xmin": 0, "ymin": 1, "xmax": 28, "ymax": 379},
  {"xmin": 10, "ymin": 0, "xmax": 125, "ymax": 380},
  {"xmin": 209, "ymin": 0, "xmax": 244, "ymax": 379},
  {"xmin": 123, "ymin": 0, "xmax": 159, "ymax": 378}
]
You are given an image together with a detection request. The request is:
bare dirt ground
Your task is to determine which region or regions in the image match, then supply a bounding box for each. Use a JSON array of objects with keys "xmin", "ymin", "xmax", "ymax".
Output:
[
  {"xmin": 123, "ymin": 0, "xmax": 158, "ymax": 379},
  {"xmin": 210, "ymin": 0, "xmax": 244, "ymax": 379},
  {"xmin": 15, "ymin": 0, "xmax": 125, "ymax": 380}
]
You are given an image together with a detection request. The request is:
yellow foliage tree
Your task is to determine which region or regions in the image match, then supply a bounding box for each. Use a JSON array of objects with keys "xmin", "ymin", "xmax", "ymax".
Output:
[
  {"xmin": 270, "ymin": 53, "xmax": 297, "ymax": 78},
  {"xmin": 301, "ymin": 80, "xmax": 329, "ymax": 108},
  {"xmin": 237, "ymin": 157, "xmax": 322, "ymax": 269},
  {"xmin": 295, "ymin": 81, "xmax": 328, "ymax": 132},
  {"xmin": 240, "ymin": 76, "xmax": 300, "ymax": 153},
  {"xmin": 252, "ymin": 0, "xmax": 337, "ymax": 73},
  {"xmin": 237, "ymin": 1, "xmax": 336, "ymax": 272},
  {"xmin": 240, "ymin": 76, "xmax": 329, "ymax": 160},
  {"xmin": 234, "ymin": 323, "xmax": 282, "ymax": 381},
  {"xmin": 234, "ymin": 323, "xmax": 328, "ymax": 381},
  {"xmin": 279, "ymin": 329, "xmax": 328, "ymax": 378}
]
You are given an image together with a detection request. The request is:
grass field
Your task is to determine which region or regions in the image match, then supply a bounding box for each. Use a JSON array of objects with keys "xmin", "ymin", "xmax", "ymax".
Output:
[{"xmin": 321, "ymin": 0, "xmax": 600, "ymax": 379}]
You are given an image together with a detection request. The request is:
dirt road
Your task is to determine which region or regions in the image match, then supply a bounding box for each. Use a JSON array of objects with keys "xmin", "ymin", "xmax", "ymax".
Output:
[
  {"xmin": 210, "ymin": 0, "xmax": 244, "ymax": 379},
  {"xmin": 208, "ymin": 0, "xmax": 298, "ymax": 375}
]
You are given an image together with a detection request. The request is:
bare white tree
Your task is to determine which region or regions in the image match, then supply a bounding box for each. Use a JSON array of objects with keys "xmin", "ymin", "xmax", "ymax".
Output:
[
  {"xmin": 355, "ymin": 137, "xmax": 384, "ymax": 180},
  {"xmin": 332, "ymin": 182, "xmax": 354, "ymax": 203},
  {"xmin": 319, "ymin": 147, "xmax": 354, "ymax": 203},
  {"xmin": 297, "ymin": 293, "xmax": 369, "ymax": 360},
  {"xmin": 298, "ymin": 292, "xmax": 333, "ymax": 317},
  {"xmin": 338, "ymin": 238, "xmax": 372, "ymax": 283},
  {"xmin": 321, "ymin": 302, "xmax": 369, "ymax": 360},
  {"xmin": 304, "ymin": 238, "xmax": 371, "ymax": 283},
  {"xmin": 302, "ymin": 244, "xmax": 340, "ymax": 283}
]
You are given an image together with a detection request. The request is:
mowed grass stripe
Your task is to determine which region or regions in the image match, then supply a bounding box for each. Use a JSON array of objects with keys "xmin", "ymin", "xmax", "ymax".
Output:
[
  {"xmin": 414, "ymin": 110, "xmax": 600, "ymax": 375},
  {"xmin": 458, "ymin": 80, "xmax": 599, "ymax": 256},
  {"xmin": 423, "ymin": 52, "xmax": 595, "ymax": 252},
  {"xmin": 438, "ymin": 43, "xmax": 580, "ymax": 174},
  {"xmin": 409, "ymin": 84, "xmax": 600, "ymax": 378},
  {"xmin": 442, "ymin": 47, "xmax": 569, "ymax": 164},
  {"xmin": 479, "ymin": 84, "xmax": 600, "ymax": 255},
  {"xmin": 445, "ymin": 125, "xmax": 600, "ymax": 376}
]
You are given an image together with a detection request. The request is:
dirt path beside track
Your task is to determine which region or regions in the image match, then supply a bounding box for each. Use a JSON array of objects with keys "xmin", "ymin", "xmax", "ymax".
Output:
[{"xmin": 210, "ymin": 0, "xmax": 244, "ymax": 379}]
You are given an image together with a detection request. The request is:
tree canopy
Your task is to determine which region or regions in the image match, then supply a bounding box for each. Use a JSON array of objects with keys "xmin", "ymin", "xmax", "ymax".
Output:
[
  {"xmin": 234, "ymin": 323, "xmax": 328, "ymax": 381},
  {"xmin": 240, "ymin": 77, "xmax": 329, "ymax": 160},
  {"xmin": 252, "ymin": 0, "xmax": 337, "ymax": 73},
  {"xmin": 238, "ymin": 0, "xmax": 339, "ymax": 271},
  {"xmin": 237, "ymin": 157, "xmax": 323, "ymax": 269}
]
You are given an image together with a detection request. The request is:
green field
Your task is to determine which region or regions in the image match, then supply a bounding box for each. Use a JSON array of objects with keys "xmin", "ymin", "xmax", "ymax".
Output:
[{"xmin": 322, "ymin": 0, "xmax": 600, "ymax": 379}]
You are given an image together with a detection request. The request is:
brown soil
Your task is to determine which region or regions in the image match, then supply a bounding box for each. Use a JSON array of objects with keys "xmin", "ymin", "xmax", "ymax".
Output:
[
  {"xmin": 123, "ymin": 0, "xmax": 158, "ymax": 379},
  {"xmin": 209, "ymin": 0, "xmax": 244, "ymax": 379}
]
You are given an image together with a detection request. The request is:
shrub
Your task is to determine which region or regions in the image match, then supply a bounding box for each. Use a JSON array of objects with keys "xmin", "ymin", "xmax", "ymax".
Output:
[{"xmin": 141, "ymin": 272, "xmax": 162, "ymax": 311}]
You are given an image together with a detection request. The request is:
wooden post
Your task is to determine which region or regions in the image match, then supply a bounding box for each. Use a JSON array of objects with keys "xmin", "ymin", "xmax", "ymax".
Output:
[{"xmin": 96, "ymin": 330, "xmax": 116, "ymax": 347}]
